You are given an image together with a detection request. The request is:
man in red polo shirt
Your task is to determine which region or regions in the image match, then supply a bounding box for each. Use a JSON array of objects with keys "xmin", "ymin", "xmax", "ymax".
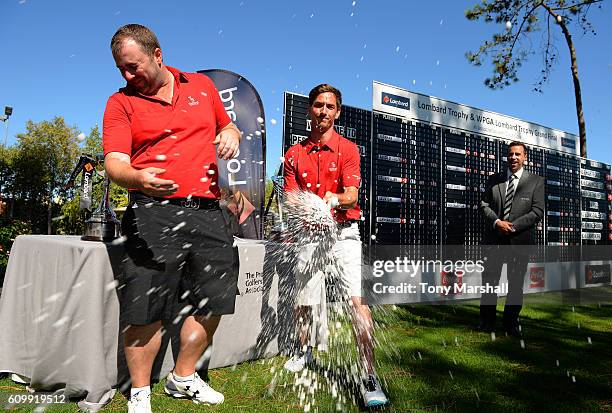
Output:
[
  {"xmin": 282, "ymin": 84, "xmax": 388, "ymax": 407},
  {"xmin": 103, "ymin": 24, "xmax": 240, "ymax": 412}
]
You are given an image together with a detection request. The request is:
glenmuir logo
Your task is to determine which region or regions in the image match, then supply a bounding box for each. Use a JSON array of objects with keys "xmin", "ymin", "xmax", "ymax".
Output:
[
  {"xmin": 187, "ymin": 96, "xmax": 200, "ymax": 106},
  {"xmin": 381, "ymin": 92, "xmax": 410, "ymax": 110}
]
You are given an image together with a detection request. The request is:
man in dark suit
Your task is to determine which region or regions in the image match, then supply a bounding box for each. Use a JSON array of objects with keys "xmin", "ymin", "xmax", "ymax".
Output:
[{"xmin": 478, "ymin": 141, "xmax": 544, "ymax": 337}]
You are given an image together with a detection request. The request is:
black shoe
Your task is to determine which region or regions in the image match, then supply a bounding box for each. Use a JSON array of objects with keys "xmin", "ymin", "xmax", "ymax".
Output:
[
  {"xmin": 475, "ymin": 322, "xmax": 494, "ymax": 333},
  {"xmin": 504, "ymin": 325, "xmax": 522, "ymax": 338}
]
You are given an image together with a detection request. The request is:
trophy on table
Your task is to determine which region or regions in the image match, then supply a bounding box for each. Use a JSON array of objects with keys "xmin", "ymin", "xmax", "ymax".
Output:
[{"xmin": 66, "ymin": 154, "xmax": 121, "ymax": 242}]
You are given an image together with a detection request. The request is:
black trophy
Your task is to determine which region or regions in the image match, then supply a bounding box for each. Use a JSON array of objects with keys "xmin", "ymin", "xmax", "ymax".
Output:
[{"xmin": 66, "ymin": 154, "xmax": 121, "ymax": 242}]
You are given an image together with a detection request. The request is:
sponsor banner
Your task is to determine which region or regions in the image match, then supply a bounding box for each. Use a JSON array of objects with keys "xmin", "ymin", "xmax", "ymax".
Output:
[
  {"xmin": 381, "ymin": 91, "xmax": 411, "ymax": 110},
  {"xmin": 373, "ymin": 81, "xmax": 580, "ymax": 155},
  {"xmin": 529, "ymin": 266, "xmax": 545, "ymax": 288},
  {"xmin": 200, "ymin": 69, "xmax": 265, "ymax": 239},
  {"xmin": 585, "ymin": 264, "xmax": 611, "ymax": 284}
]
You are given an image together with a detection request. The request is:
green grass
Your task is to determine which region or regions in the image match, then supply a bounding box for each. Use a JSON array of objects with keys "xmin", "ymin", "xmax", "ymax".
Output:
[{"xmin": 1, "ymin": 288, "xmax": 611, "ymax": 412}]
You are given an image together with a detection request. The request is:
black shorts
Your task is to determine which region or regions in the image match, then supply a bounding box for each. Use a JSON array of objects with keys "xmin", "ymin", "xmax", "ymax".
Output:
[{"xmin": 117, "ymin": 193, "xmax": 239, "ymax": 325}]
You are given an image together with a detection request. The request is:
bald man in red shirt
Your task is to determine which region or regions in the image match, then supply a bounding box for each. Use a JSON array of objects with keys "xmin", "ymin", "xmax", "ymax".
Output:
[{"xmin": 282, "ymin": 84, "xmax": 388, "ymax": 407}]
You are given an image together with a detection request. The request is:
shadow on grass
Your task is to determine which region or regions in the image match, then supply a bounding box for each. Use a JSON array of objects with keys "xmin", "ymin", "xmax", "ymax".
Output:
[{"xmin": 373, "ymin": 301, "xmax": 612, "ymax": 412}]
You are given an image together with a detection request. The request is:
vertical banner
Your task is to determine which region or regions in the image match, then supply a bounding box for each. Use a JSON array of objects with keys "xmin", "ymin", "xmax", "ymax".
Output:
[{"xmin": 199, "ymin": 69, "xmax": 266, "ymax": 239}]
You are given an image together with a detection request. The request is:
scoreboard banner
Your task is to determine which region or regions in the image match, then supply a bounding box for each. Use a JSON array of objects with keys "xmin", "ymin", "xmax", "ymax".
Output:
[
  {"xmin": 373, "ymin": 81, "xmax": 580, "ymax": 156},
  {"xmin": 200, "ymin": 69, "xmax": 266, "ymax": 239}
]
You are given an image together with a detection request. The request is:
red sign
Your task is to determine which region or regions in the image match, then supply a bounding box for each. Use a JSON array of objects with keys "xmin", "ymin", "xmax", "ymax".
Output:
[
  {"xmin": 529, "ymin": 267, "xmax": 545, "ymax": 288},
  {"xmin": 441, "ymin": 271, "xmax": 462, "ymax": 296}
]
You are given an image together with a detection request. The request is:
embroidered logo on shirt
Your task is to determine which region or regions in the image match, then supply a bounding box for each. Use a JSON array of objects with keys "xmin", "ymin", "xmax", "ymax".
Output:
[
  {"xmin": 329, "ymin": 161, "xmax": 337, "ymax": 172},
  {"xmin": 187, "ymin": 96, "xmax": 200, "ymax": 106}
]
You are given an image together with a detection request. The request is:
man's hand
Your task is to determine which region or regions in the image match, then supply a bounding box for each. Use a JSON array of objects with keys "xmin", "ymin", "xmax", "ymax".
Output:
[
  {"xmin": 323, "ymin": 191, "xmax": 339, "ymax": 208},
  {"xmin": 137, "ymin": 167, "xmax": 178, "ymax": 197},
  {"xmin": 105, "ymin": 153, "xmax": 179, "ymax": 196},
  {"xmin": 495, "ymin": 220, "xmax": 515, "ymax": 235},
  {"xmin": 213, "ymin": 123, "xmax": 241, "ymax": 160}
]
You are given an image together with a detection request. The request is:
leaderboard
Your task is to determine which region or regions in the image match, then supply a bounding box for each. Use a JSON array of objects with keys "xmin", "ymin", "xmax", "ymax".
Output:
[
  {"xmin": 580, "ymin": 159, "xmax": 612, "ymax": 245},
  {"xmin": 283, "ymin": 93, "xmax": 371, "ymax": 239},
  {"xmin": 542, "ymin": 150, "xmax": 581, "ymax": 246},
  {"xmin": 283, "ymin": 90, "xmax": 612, "ymax": 248},
  {"xmin": 442, "ymin": 129, "xmax": 498, "ymax": 245},
  {"xmin": 371, "ymin": 113, "xmax": 441, "ymax": 245}
]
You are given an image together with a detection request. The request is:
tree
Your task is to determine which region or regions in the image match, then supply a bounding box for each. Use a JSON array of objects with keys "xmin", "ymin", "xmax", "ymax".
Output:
[
  {"xmin": 0, "ymin": 145, "xmax": 17, "ymax": 200},
  {"xmin": 465, "ymin": 0, "xmax": 603, "ymax": 157},
  {"xmin": 10, "ymin": 117, "xmax": 80, "ymax": 233}
]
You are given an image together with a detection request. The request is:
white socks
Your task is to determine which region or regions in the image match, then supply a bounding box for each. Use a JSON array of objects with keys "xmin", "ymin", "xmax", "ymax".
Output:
[
  {"xmin": 130, "ymin": 385, "xmax": 151, "ymax": 399},
  {"xmin": 173, "ymin": 372, "xmax": 195, "ymax": 382}
]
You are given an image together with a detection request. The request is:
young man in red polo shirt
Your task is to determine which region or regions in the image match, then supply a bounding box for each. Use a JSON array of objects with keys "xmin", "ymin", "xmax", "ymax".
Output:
[
  {"xmin": 282, "ymin": 84, "xmax": 388, "ymax": 407},
  {"xmin": 103, "ymin": 24, "xmax": 241, "ymax": 413}
]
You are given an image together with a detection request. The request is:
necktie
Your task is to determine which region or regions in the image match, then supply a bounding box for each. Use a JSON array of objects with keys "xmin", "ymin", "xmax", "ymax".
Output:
[{"xmin": 503, "ymin": 174, "xmax": 517, "ymax": 220}]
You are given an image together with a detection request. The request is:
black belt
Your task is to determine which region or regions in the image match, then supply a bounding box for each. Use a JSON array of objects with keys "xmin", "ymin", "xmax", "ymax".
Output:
[
  {"xmin": 338, "ymin": 220, "xmax": 358, "ymax": 228},
  {"xmin": 130, "ymin": 192, "xmax": 220, "ymax": 210}
]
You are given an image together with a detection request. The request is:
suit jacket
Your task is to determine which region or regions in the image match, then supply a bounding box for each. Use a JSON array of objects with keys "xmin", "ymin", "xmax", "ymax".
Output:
[{"xmin": 480, "ymin": 170, "xmax": 544, "ymax": 245}]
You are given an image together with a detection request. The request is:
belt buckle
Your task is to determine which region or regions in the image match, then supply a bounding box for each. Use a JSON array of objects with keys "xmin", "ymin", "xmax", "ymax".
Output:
[{"xmin": 181, "ymin": 198, "xmax": 200, "ymax": 209}]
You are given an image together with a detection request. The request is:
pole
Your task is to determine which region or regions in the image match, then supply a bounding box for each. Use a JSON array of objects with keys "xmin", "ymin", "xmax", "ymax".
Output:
[{"xmin": 3, "ymin": 119, "xmax": 9, "ymax": 146}]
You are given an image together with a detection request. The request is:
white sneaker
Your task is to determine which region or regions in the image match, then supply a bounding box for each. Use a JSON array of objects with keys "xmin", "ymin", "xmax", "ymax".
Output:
[
  {"xmin": 360, "ymin": 374, "xmax": 389, "ymax": 407},
  {"xmin": 127, "ymin": 390, "xmax": 152, "ymax": 413},
  {"xmin": 283, "ymin": 348, "xmax": 314, "ymax": 373},
  {"xmin": 164, "ymin": 372, "xmax": 224, "ymax": 405}
]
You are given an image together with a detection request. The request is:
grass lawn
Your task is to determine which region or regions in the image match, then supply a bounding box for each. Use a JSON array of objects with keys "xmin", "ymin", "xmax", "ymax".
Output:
[{"xmin": 1, "ymin": 288, "xmax": 611, "ymax": 412}]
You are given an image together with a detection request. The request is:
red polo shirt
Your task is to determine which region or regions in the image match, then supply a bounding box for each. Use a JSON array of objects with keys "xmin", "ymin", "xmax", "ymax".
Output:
[
  {"xmin": 284, "ymin": 131, "xmax": 361, "ymax": 222},
  {"xmin": 103, "ymin": 66, "xmax": 231, "ymax": 199}
]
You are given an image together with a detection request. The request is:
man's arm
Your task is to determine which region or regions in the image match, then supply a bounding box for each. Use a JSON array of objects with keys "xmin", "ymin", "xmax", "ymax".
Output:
[
  {"xmin": 481, "ymin": 174, "xmax": 515, "ymax": 234},
  {"xmin": 480, "ymin": 174, "xmax": 499, "ymax": 225},
  {"xmin": 282, "ymin": 149, "xmax": 299, "ymax": 192},
  {"xmin": 105, "ymin": 152, "xmax": 178, "ymax": 197},
  {"xmin": 511, "ymin": 175, "xmax": 544, "ymax": 233},
  {"xmin": 323, "ymin": 187, "xmax": 358, "ymax": 209},
  {"xmin": 326, "ymin": 140, "xmax": 361, "ymax": 209}
]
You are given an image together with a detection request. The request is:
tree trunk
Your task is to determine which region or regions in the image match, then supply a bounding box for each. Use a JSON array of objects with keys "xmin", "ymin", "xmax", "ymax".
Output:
[
  {"xmin": 47, "ymin": 180, "xmax": 53, "ymax": 235},
  {"xmin": 47, "ymin": 201, "xmax": 52, "ymax": 235},
  {"xmin": 542, "ymin": 3, "xmax": 588, "ymax": 158}
]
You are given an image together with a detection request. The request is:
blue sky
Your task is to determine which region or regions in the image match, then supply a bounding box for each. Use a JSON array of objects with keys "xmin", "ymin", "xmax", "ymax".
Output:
[{"xmin": 1, "ymin": 0, "xmax": 610, "ymax": 177}]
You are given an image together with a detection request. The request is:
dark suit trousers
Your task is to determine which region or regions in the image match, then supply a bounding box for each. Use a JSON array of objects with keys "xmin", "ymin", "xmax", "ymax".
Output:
[{"xmin": 479, "ymin": 244, "xmax": 528, "ymax": 328}]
